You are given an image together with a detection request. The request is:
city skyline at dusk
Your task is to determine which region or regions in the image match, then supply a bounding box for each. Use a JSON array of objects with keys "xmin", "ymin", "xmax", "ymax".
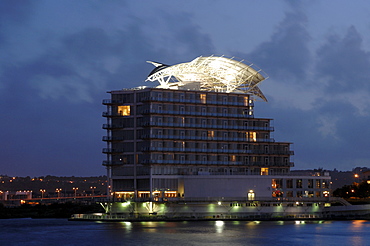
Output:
[{"xmin": 2, "ymin": 1, "xmax": 370, "ymax": 176}]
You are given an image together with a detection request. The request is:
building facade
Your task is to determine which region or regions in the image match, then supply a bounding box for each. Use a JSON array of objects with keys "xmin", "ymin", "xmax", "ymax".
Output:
[{"xmin": 102, "ymin": 56, "xmax": 330, "ymax": 204}]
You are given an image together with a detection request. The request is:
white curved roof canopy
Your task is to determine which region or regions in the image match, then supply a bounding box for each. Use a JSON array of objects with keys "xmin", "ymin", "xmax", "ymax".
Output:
[{"xmin": 146, "ymin": 55, "xmax": 268, "ymax": 101}]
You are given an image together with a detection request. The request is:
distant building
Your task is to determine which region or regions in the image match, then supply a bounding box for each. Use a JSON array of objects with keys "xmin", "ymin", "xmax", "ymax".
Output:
[{"xmin": 102, "ymin": 56, "xmax": 331, "ymax": 204}]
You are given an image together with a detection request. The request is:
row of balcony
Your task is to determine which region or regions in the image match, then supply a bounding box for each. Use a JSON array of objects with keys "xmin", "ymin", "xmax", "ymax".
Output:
[
  {"xmin": 102, "ymin": 123, "xmax": 274, "ymax": 132},
  {"xmin": 140, "ymin": 147, "xmax": 293, "ymax": 155},
  {"xmin": 102, "ymin": 134, "xmax": 275, "ymax": 143},
  {"xmin": 141, "ymin": 134, "xmax": 274, "ymax": 142},
  {"xmin": 103, "ymin": 160, "xmax": 294, "ymax": 167},
  {"xmin": 103, "ymin": 98, "xmax": 254, "ymax": 107},
  {"xmin": 141, "ymin": 160, "xmax": 294, "ymax": 166},
  {"xmin": 102, "ymin": 110, "xmax": 254, "ymax": 118},
  {"xmin": 103, "ymin": 147, "xmax": 289, "ymax": 154}
]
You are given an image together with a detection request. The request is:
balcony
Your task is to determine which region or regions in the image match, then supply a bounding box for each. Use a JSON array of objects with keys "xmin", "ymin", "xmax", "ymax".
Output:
[
  {"xmin": 102, "ymin": 160, "xmax": 124, "ymax": 166},
  {"xmin": 147, "ymin": 97, "xmax": 254, "ymax": 107},
  {"xmin": 144, "ymin": 121, "xmax": 273, "ymax": 132},
  {"xmin": 102, "ymin": 99, "xmax": 123, "ymax": 105},
  {"xmin": 102, "ymin": 136, "xmax": 124, "ymax": 142},
  {"xmin": 102, "ymin": 148, "xmax": 123, "ymax": 154},
  {"xmin": 102, "ymin": 124, "xmax": 124, "ymax": 129}
]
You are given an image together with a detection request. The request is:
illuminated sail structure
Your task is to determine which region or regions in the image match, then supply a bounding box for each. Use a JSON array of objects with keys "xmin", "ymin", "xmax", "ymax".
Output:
[{"xmin": 146, "ymin": 55, "xmax": 269, "ymax": 101}]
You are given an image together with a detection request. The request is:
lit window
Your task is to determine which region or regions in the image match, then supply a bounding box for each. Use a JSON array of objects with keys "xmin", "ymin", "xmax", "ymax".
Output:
[
  {"xmin": 244, "ymin": 97, "xmax": 249, "ymax": 106},
  {"xmin": 200, "ymin": 94, "xmax": 206, "ymax": 104},
  {"xmin": 246, "ymin": 132, "xmax": 257, "ymax": 142},
  {"xmin": 207, "ymin": 131, "xmax": 214, "ymax": 138},
  {"xmin": 118, "ymin": 106, "xmax": 130, "ymax": 116},
  {"xmin": 261, "ymin": 168, "xmax": 269, "ymax": 175},
  {"xmin": 248, "ymin": 190, "xmax": 255, "ymax": 200}
]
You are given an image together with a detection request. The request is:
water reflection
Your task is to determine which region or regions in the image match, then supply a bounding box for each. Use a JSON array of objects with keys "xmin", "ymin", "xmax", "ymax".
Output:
[
  {"xmin": 2, "ymin": 219, "xmax": 365, "ymax": 246},
  {"xmin": 215, "ymin": 220, "xmax": 225, "ymax": 233}
]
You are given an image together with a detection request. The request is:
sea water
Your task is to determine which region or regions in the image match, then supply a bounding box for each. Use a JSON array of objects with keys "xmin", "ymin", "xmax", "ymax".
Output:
[{"xmin": 0, "ymin": 219, "xmax": 369, "ymax": 246}]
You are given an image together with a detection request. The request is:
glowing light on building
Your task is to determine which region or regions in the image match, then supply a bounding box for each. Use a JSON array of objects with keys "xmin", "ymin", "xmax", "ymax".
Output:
[{"xmin": 146, "ymin": 55, "xmax": 268, "ymax": 101}]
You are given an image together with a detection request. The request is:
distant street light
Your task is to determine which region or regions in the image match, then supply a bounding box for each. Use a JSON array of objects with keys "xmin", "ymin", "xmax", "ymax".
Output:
[
  {"xmin": 73, "ymin": 187, "xmax": 78, "ymax": 199},
  {"xmin": 56, "ymin": 188, "xmax": 62, "ymax": 199},
  {"xmin": 40, "ymin": 189, "xmax": 46, "ymax": 200},
  {"xmin": 90, "ymin": 186, "xmax": 96, "ymax": 196}
]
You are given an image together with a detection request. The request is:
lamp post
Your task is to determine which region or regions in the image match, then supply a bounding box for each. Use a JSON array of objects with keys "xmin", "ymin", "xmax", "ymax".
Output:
[
  {"xmin": 56, "ymin": 188, "xmax": 62, "ymax": 199},
  {"xmin": 40, "ymin": 189, "xmax": 46, "ymax": 200},
  {"xmin": 73, "ymin": 187, "xmax": 78, "ymax": 199},
  {"xmin": 90, "ymin": 186, "xmax": 96, "ymax": 196}
]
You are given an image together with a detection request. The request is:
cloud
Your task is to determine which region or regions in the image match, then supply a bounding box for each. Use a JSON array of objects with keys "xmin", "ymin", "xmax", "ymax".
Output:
[
  {"xmin": 237, "ymin": 3, "xmax": 370, "ymax": 171},
  {"xmin": 316, "ymin": 26, "xmax": 370, "ymax": 93},
  {"xmin": 247, "ymin": 9, "xmax": 311, "ymax": 82},
  {"xmin": 0, "ymin": 2, "xmax": 217, "ymax": 176},
  {"xmin": 0, "ymin": 0, "xmax": 35, "ymax": 51}
]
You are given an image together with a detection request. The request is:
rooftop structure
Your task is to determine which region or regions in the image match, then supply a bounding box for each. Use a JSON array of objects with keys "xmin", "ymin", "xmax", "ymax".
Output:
[{"xmin": 146, "ymin": 55, "xmax": 268, "ymax": 101}]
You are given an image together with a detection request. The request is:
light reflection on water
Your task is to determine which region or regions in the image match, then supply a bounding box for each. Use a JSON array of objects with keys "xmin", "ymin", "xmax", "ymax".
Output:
[{"xmin": 0, "ymin": 219, "xmax": 369, "ymax": 246}]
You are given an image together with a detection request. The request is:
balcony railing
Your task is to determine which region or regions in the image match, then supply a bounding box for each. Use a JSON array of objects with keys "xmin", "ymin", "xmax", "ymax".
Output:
[
  {"xmin": 145, "ymin": 109, "xmax": 254, "ymax": 119},
  {"xmin": 139, "ymin": 159, "xmax": 294, "ymax": 167},
  {"xmin": 102, "ymin": 99, "xmax": 124, "ymax": 105},
  {"xmin": 142, "ymin": 122, "xmax": 274, "ymax": 132},
  {"xmin": 102, "ymin": 124, "xmax": 124, "ymax": 129},
  {"xmin": 142, "ymin": 97, "xmax": 254, "ymax": 107},
  {"xmin": 141, "ymin": 134, "xmax": 275, "ymax": 143},
  {"xmin": 102, "ymin": 148, "xmax": 123, "ymax": 154},
  {"xmin": 102, "ymin": 160, "xmax": 124, "ymax": 166},
  {"xmin": 102, "ymin": 136, "xmax": 124, "ymax": 141}
]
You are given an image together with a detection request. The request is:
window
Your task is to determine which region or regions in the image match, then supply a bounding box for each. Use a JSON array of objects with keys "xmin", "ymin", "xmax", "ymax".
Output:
[
  {"xmin": 202, "ymin": 107, "xmax": 206, "ymax": 115},
  {"xmin": 286, "ymin": 179, "xmax": 293, "ymax": 188},
  {"xmin": 118, "ymin": 106, "xmax": 130, "ymax": 116},
  {"xmin": 272, "ymin": 179, "xmax": 282, "ymax": 189},
  {"xmin": 244, "ymin": 97, "xmax": 249, "ymax": 106},
  {"xmin": 296, "ymin": 179, "xmax": 302, "ymax": 188},
  {"xmin": 200, "ymin": 94, "xmax": 206, "ymax": 104},
  {"xmin": 261, "ymin": 168, "xmax": 269, "ymax": 175},
  {"xmin": 202, "ymin": 119, "xmax": 206, "ymax": 127},
  {"xmin": 246, "ymin": 132, "xmax": 257, "ymax": 142},
  {"xmin": 296, "ymin": 191, "xmax": 303, "ymax": 198},
  {"xmin": 308, "ymin": 179, "xmax": 313, "ymax": 188}
]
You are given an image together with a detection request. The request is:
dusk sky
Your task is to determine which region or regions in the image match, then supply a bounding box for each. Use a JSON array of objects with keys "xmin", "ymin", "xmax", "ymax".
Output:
[{"xmin": 2, "ymin": 0, "xmax": 370, "ymax": 177}]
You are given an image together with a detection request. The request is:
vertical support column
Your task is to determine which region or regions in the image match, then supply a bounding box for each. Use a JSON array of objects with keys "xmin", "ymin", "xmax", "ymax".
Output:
[
  {"xmin": 133, "ymin": 91, "xmax": 138, "ymax": 199},
  {"xmin": 150, "ymin": 166, "xmax": 153, "ymax": 201}
]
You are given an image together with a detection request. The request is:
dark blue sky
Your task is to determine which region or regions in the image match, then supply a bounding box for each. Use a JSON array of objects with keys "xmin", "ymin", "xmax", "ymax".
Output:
[{"xmin": 1, "ymin": 0, "xmax": 370, "ymax": 176}]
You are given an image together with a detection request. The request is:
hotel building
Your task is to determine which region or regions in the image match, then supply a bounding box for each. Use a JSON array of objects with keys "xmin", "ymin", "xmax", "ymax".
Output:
[{"xmin": 100, "ymin": 56, "xmax": 331, "ymax": 218}]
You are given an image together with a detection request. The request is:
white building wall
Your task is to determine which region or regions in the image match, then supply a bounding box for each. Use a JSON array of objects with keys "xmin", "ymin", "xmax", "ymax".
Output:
[{"xmin": 183, "ymin": 175, "xmax": 272, "ymax": 198}]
